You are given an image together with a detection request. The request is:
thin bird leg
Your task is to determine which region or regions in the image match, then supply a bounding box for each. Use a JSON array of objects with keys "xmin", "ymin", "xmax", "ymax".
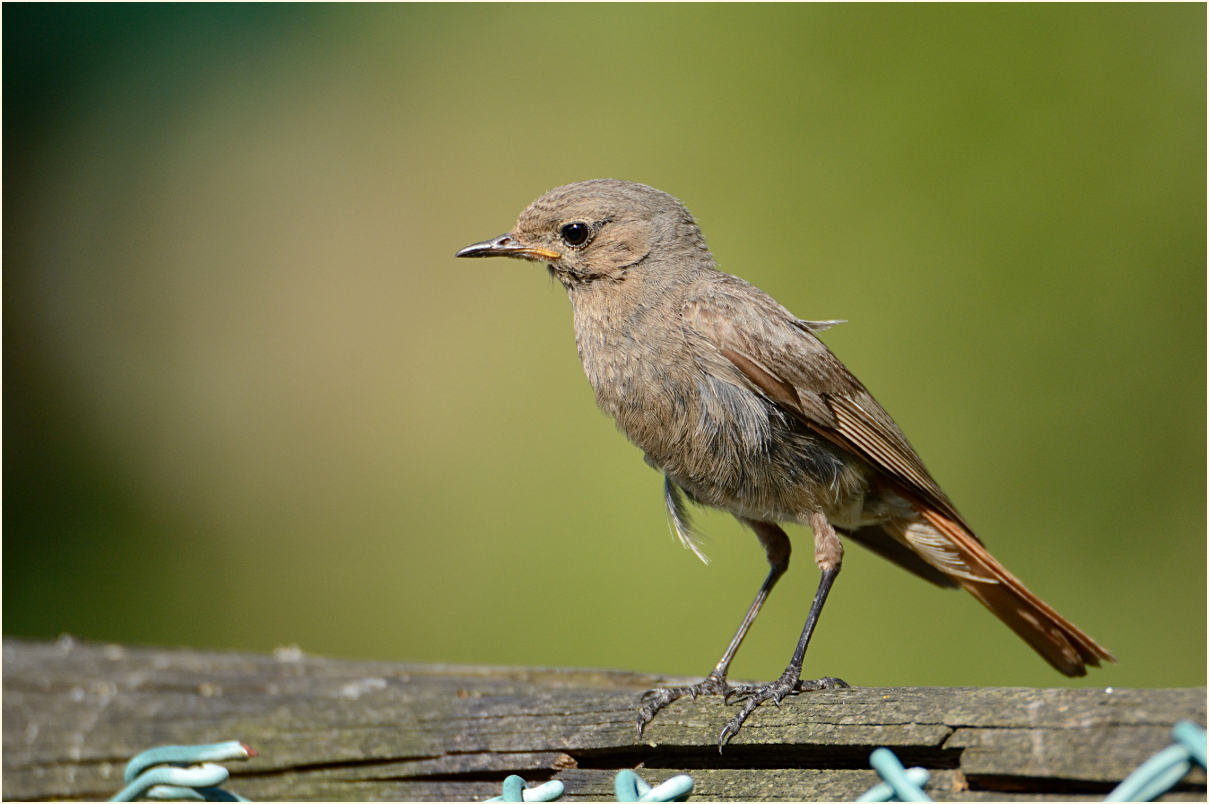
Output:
[
  {"xmin": 710, "ymin": 520, "xmax": 792, "ymax": 683},
  {"xmin": 635, "ymin": 520, "xmax": 790, "ymax": 738},
  {"xmin": 719, "ymin": 513, "xmax": 849, "ymax": 749}
]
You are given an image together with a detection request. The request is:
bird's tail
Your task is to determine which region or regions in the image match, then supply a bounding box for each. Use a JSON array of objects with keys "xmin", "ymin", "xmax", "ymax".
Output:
[{"xmin": 890, "ymin": 508, "xmax": 1116, "ymax": 676}]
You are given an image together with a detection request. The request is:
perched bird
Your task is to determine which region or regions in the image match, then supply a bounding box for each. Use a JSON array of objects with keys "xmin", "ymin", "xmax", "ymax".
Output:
[{"xmin": 456, "ymin": 179, "xmax": 1115, "ymax": 748}]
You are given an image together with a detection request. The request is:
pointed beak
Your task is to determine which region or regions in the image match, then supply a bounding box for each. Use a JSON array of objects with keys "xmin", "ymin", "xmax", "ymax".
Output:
[{"xmin": 455, "ymin": 233, "xmax": 560, "ymax": 262}]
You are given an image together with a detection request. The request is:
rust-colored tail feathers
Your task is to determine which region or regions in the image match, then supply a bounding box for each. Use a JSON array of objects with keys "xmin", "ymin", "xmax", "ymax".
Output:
[{"xmin": 917, "ymin": 507, "xmax": 1116, "ymax": 676}]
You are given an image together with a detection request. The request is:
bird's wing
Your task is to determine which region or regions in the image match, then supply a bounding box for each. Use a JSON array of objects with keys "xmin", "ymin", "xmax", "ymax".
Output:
[
  {"xmin": 682, "ymin": 276, "xmax": 1118, "ymax": 675},
  {"xmin": 680, "ymin": 274, "xmax": 968, "ymax": 529}
]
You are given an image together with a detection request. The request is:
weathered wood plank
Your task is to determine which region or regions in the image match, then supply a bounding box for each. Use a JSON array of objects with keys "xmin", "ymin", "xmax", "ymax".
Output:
[
  {"xmin": 948, "ymin": 725, "xmax": 1187, "ymax": 783},
  {"xmin": 3, "ymin": 637, "xmax": 1204, "ymax": 801}
]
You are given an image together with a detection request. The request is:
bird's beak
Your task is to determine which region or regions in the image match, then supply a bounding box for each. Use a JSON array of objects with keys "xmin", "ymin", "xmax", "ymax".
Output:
[{"xmin": 455, "ymin": 233, "xmax": 560, "ymax": 262}]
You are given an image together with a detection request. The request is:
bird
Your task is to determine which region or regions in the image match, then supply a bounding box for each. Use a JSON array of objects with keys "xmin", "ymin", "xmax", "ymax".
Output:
[{"xmin": 455, "ymin": 179, "xmax": 1116, "ymax": 749}]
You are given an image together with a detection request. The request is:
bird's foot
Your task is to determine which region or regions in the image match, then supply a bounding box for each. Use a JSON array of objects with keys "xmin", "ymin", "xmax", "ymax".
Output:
[
  {"xmin": 718, "ymin": 674, "xmax": 849, "ymax": 750},
  {"xmin": 636, "ymin": 672, "xmax": 738, "ymax": 738}
]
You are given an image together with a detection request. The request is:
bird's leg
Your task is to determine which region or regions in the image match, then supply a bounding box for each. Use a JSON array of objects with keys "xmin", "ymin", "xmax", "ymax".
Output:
[
  {"xmin": 719, "ymin": 512, "xmax": 849, "ymax": 749},
  {"xmin": 636, "ymin": 520, "xmax": 790, "ymax": 738}
]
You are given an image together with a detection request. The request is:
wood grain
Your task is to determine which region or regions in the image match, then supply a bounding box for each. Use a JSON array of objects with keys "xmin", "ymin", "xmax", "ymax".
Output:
[{"xmin": 4, "ymin": 637, "xmax": 1203, "ymax": 801}]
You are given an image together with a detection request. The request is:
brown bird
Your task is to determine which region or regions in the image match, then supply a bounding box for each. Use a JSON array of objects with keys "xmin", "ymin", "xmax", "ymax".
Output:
[{"xmin": 456, "ymin": 179, "xmax": 1116, "ymax": 748}]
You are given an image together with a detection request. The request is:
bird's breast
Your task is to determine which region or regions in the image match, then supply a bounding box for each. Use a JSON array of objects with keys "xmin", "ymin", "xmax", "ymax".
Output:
[
  {"xmin": 573, "ymin": 301, "xmax": 699, "ymax": 456},
  {"xmin": 571, "ymin": 295, "xmax": 865, "ymax": 521}
]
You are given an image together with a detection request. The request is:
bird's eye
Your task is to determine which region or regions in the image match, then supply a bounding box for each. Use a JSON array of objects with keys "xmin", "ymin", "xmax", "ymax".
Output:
[{"xmin": 560, "ymin": 222, "xmax": 590, "ymax": 247}]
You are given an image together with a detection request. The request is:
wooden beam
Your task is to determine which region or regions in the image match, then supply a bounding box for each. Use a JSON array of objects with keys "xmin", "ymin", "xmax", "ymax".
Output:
[{"xmin": 3, "ymin": 638, "xmax": 1204, "ymax": 801}]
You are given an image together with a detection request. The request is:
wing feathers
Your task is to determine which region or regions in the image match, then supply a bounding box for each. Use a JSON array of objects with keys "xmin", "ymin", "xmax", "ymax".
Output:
[
  {"xmin": 719, "ymin": 346, "xmax": 803, "ymax": 413},
  {"xmin": 828, "ymin": 396, "xmax": 961, "ymax": 523},
  {"xmin": 681, "ymin": 277, "xmax": 1114, "ymax": 677},
  {"xmin": 686, "ymin": 279, "xmax": 965, "ymax": 525}
]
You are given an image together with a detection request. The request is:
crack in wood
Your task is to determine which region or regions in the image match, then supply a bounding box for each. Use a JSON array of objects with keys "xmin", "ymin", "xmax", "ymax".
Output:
[{"xmin": 5, "ymin": 639, "xmax": 1204, "ymax": 802}]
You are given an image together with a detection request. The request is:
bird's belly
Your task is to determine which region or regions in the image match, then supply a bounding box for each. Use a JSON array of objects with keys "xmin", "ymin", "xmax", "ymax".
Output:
[
  {"xmin": 665, "ymin": 435, "xmax": 870, "ymax": 524},
  {"xmin": 618, "ymin": 384, "xmax": 871, "ymax": 524},
  {"xmin": 580, "ymin": 332, "xmax": 873, "ymax": 525}
]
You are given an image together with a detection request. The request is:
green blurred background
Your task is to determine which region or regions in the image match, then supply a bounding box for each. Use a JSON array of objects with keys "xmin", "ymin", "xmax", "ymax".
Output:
[{"xmin": 5, "ymin": 4, "xmax": 1204, "ymax": 690}]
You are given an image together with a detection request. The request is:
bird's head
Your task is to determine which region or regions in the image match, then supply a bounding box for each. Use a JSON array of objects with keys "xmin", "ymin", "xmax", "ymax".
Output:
[{"xmin": 455, "ymin": 179, "xmax": 711, "ymax": 286}]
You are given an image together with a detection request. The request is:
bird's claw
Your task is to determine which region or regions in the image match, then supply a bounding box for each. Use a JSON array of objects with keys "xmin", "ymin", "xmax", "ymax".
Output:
[
  {"xmin": 635, "ymin": 674, "xmax": 737, "ymax": 739},
  {"xmin": 717, "ymin": 721, "xmax": 739, "ymax": 751},
  {"xmin": 639, "ymin": 673, "xmax": 849, "ymax": 745},
  {"xmin": 716, "ymin": 674, "xmax": 849, "ymax": 751}
]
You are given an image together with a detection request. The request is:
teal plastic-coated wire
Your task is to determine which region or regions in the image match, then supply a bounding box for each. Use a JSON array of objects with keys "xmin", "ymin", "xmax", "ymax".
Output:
[
  {"xmin": 123, "ymin": 742, "xmax": 256, "ymax": 784},
  {"xmin": 613, "ymin": 769, "xmax": 694, "ymax": 802},
  {"xmin": 484, "ymin": 775, "xmax": 565, "ymax": 802},
  {"xmin": 856, "ymin": 766, "xmax": 931, "ymax": 802},
  {"xmin": 145, "ymin": 785, "xmax": 245, "ymax": 802},
  {"xmin": 863, "ymin": 748, "xmax": 932, "ymax": 803},
  {"xmin": 111, "ymin": 764, "xmax": 234, "ymax": 802},
  {"xmin": 1173, "ymin": 720, "xmax": 1207, "ymax": 768},
  {"xmin": 112, "ymin": 741, "xmax": 256, "ymax": 802},
  {"xmin": 1104, "ymin": 720, "xmax": 1206, "ymax": 802}
]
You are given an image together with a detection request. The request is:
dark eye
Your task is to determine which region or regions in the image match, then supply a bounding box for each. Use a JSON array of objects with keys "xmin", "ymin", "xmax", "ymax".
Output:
[{"xmin": 560, "ymin": 222, "xmax": 590, "ymax": 247}]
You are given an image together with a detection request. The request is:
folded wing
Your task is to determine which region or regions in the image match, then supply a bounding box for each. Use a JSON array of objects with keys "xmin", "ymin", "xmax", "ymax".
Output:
[{"xmin": 681, "ymin": 274, "xmax": 1116, "ymax": 675}]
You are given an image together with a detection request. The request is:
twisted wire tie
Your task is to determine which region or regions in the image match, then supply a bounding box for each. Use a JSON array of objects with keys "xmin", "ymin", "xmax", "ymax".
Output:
[{"xmin": 111, "ymin": 741, "xmax": 255, "ymax": 802}]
